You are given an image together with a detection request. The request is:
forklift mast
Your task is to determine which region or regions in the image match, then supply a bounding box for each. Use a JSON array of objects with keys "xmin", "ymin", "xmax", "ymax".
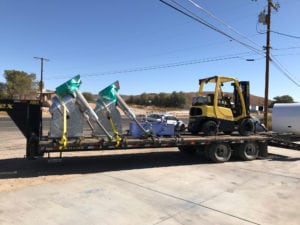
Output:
[{"xmin": 238, "ymin": 81, "xmax": 250, "ymax": 116}]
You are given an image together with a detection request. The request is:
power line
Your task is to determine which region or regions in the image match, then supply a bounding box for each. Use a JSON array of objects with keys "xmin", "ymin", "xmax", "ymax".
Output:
[
  {"xmin": 186, "ymin": 0, "xmax": 262, "ymax": 49},
  {"xmin": 273, "ymin": 53, "xmax": 300, "ymax": 58},
  {"xmin": 160, "ymin": 0, "xmax": 264, "ymax": 56},
  {"xmin": 256, "ymin": 22, "xmax": 266, "ymax": 34},
  {"xmin": 161, "ymin": 0, "xmax": 298, "ymax": 127},
  {"xmin": 270, "ymin": 54, "xmax": 300, "ymax": 86},
  {"xmin": 160, "ymin": 0, "xmax": 299, "ymax": 91},
  {"xmin": 176, "ymin": 0, "xmax": 300, "ymax": 87},
  {"xmin": 160, "ymin": 0, "xmax": 300, "ymax": 93},
  {"xmin": 271, "ymin": 30, "xmax": 300, "ymax": 39},
  {"xmin": 45, "ymin": 53, "xmax": 251, "ymax": 80},
  {"xmin": 273, "ymin": 46, "xmax": 300, "ymax": 51}
]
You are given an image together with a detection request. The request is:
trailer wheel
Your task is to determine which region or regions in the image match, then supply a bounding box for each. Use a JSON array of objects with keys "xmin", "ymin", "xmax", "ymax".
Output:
[
  {"xmin": 239, "ymin": 118, "xmax": 254, "ymax": 136},
  {"xmin": 202, "ymin": 120, "xmax": 217, "ymax": 136},
  {"xmin": 238, "ymin": 142, "xmax": 259, "ymax": 161},
  {"xmin": 206, "ymin": 143, "xmax": 231, "ymax": 163},
  {"xmin": 178, "ymin": 146, "xmax": 196, "ymax": 154}
]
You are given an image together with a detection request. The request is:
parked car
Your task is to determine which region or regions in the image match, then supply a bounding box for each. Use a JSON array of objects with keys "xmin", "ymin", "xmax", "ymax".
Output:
[{"xmin": 146, "ymin": 113, "xmax": 186, "ymax": 132}]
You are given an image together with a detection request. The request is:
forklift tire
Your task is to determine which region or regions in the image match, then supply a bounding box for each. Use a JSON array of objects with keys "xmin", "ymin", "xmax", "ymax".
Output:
[
  {"xmin": 239, "ymin": 118, "xmax": 254, "ymax": 136},
  {"xmin": 202, "ymin": 120, "xmax": 217, "ymax": 136},
  {"xmin": 188, "ymin": 124, "xmax": 199, "ymax": 135},
  {"xmin": 205, "ymin": 143, "xmax": 231, "ymax": 163},
  {"xmin": 238, "ymin": 142, "xmax": 259, "ymax": 160}
]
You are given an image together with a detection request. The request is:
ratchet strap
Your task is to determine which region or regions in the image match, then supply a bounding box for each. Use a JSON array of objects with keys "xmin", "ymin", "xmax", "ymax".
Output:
[{"xmin": 59, "ymin": 97, "xmax": 67, "ymax": 150}]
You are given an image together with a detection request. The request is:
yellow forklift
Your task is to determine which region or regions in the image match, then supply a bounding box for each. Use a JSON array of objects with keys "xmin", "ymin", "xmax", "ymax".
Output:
[{"xmin": 188, "ymin": 76, "xmax": 254, "ymax": 136}]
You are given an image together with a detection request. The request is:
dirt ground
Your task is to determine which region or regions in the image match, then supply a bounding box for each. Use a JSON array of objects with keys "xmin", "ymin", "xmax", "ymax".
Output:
[{"xmin": 0, "ymin": 128, "xmax": 161, "ymax": 192}]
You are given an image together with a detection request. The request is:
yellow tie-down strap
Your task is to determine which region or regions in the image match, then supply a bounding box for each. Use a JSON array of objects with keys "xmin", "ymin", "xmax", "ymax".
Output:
[
  {"xmin": 99, "ymin": 96, "xmax": 122, "ymax": 147},
  {"xmin": 108, "ymin": 115, "xmax": 122, "ymax": 147},
  {"xmin": 59, "ymin": 98, "xmax": 68, "ymax": 150}
]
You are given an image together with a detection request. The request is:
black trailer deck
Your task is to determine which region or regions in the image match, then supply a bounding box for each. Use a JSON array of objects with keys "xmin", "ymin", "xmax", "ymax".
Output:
[{"xmin": 38, "ymin": 134, "xmax": 268, "ymax": 153}]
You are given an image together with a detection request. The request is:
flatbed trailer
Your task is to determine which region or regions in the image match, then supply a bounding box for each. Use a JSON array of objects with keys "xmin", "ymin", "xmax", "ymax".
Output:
[
  {"xmin": 39, "ymin": 134, "xmax": 268, "ymax": 162},
  {"xmin": 0, "ymin": 99, "xmax": 272, "ymax": 163}
]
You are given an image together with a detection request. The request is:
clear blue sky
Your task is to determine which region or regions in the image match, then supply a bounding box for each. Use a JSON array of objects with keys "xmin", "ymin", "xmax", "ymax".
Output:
[{"xmin": 1, "ymin": 0, "xmax": 299, "ymax": 101}]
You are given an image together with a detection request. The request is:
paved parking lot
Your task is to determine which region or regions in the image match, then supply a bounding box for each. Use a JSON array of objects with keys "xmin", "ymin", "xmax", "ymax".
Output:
[{"xmin": 0, "ymin": 121, "xmax": 300, "ymax": 225}]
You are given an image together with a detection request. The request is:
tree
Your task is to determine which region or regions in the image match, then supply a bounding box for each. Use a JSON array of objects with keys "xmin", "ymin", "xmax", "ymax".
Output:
[
  {"xmin": 169, "ymin": 91, "xmax": 186, "ymax": 108},
  {"xmin": 271, "ymin": 95, "xmax": 294, "ymax": 107},
  {"xmin": 0, "ymin": 82, "xmax": 7, "ymax": 98},
  {"xmin": 124, "ymin": 92, "xmax": 186, "ymax": 108},
  {"xmin": 4, "ymin": 70, "xmax": 38, "ymax": 99},
  {"xmin": 82, "ymin": 92, "xmax": 95, "ymax": 102},
  {"xmin": 126, "ymin": 95, "xmax": 134, "ymax": 104},
  {"xmin": 156, "ymin": 92, "xmax": 168, "ymax": 107}
]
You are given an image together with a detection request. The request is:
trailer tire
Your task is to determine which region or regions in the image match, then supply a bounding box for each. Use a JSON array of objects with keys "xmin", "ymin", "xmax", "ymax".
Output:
[
  {"xmin": 239, "ymin": 118, "xmax": 254, "ymax": 136},
  {"xmin": 238, "ymin": 142, "xmax": 259, "ymax": 161},
  {"xmin": 203, "ymin": 120, "xmax": 217, "ymax": 136},
  {"xmin": 205, "ymin": 143, "xmax": 231, "ymax": 163}
]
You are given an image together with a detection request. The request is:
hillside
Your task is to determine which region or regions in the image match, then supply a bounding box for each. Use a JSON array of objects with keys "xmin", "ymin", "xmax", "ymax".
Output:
[
  {"xmin": 0, "ymin": 92, "xmax": 269, "ymax": 118},
  {"xmin": 122, "ymin": 92, "xmax": 270, "ymax": 109}
]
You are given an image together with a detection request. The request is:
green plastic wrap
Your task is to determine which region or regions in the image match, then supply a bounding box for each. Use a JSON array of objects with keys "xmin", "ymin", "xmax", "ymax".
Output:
[
  {"xmin": 99, "ymin": 83, "xmax": 119, "ymax": 103},
  {"xmin": 55, "ymin": 75, "xmax": 81, "ymax": 97}
]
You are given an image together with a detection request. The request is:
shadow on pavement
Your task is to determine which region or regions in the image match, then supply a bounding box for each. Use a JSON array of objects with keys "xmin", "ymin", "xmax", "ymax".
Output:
[
  {"xmin": 1, "ymin": 150, "xmax": 297, "ymax": 180},
  {"xmin": 267, "ymin": 153, "xmax": 300, "ymax": 162},
  {"xmin": 0, "ymin": 151, "xmax": 211, "ymax": 179}
]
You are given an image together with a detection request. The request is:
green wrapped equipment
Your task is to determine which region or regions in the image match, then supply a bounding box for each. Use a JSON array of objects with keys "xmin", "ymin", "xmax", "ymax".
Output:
[
  {"xmin": 56, "ymin": 75, "xmax": 81, "ymax": 97},
  {"xmin": 98, "ymin": 82, "xmax": 119, "ymax": 104}
]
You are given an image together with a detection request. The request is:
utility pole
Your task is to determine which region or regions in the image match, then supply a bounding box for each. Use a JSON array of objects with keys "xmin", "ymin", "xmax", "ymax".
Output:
[
  {"xmin": 259, "ymin": 0, "xmax": 279, "ymax": 129},
  {"xmin": 34, "ymin": 57, "xmax": 49, "ymax": 102},
  {"xmin": 34, "ymin": 56, "xmax": 49, "ymax": 138},
  {"xmin": 263, "ymin": 0, "xmax": 272, "ymax": 129}
]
